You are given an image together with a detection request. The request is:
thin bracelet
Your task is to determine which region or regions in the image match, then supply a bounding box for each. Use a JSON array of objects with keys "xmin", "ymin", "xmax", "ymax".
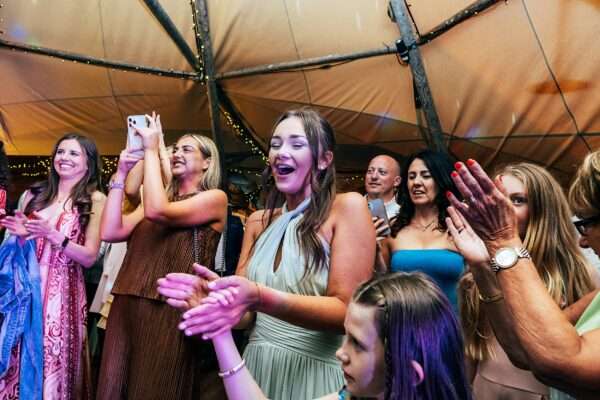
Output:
[
  {"xmin": 218, "ymin": 358, "xmax": 246, "ymax": 378},
  {"xmin": 253, "ymin": 282, "xmax": 262, "ymax": 311},
  {"xmin": 109, "ymin": 181, "xmax": 125, "ymax": 190},
  {"xmin": 478, "ymin": 291, "xmax": 504, "ymax": 304}
]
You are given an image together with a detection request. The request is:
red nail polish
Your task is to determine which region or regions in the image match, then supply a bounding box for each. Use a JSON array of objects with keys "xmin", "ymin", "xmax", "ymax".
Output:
[
  {"xmin": 451, "ymin": 171, "xmax": 458, "ymax": 178},
  {"xmin": 467, "ymin": 159, "xmax": 476, "ymax": 167},
  {"xmin": 454, "ymin": 162, "xmax": 462, "ymax": 170},
  {"xmin": 446, "ymin": 191, "xmax": 452, "ymax": 198}
]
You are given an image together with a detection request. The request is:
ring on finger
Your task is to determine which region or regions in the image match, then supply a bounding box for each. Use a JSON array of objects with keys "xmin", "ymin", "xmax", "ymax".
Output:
[
  {"xmin": 468, "ymin": 195, "xmax": 477, "ymax": 206},
  {"xmin": 457, "ymin": 227, "xmax": 465, "ymax": 234}
]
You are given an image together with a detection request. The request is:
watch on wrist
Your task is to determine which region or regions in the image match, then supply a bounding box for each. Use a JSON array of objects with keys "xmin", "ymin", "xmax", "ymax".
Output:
[{"xmin": 490, "ymin": 247, "xmax": 531, "ymax": 272}]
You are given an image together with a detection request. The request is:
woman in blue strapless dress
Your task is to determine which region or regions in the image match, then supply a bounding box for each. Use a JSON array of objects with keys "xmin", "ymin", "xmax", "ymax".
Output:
[{"xmin": 377, "ymin": 150, "xmax": 464, "ymax": 311}]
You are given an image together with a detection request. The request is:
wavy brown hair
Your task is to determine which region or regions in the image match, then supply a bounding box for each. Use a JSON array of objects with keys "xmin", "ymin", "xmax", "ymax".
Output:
[
  {"xmin": 259, "ymin": 108, "xmax": 336, "ymax": 283},
  {"xmin": 354, "ymin": 272, "xmax": 471, "ymax": 400},
  {"xmin": 24, "ymin": 133, "xmax": 102, "ymax": 229},
  {"xmin": 461, "ymin": 162, "xmax": 595, "ymax": 360}
]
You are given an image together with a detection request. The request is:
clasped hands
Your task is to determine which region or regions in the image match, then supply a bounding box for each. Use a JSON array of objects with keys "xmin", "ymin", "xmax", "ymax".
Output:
[
  {"xmin": 0, "ymin": 211, "xmax": 64, "ymax": 244},
  {"xmin": 157, "ymin": 264, "xmax": 260, "ymax": 340}
]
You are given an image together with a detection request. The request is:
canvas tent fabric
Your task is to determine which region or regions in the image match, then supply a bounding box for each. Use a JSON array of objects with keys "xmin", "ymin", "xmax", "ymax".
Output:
[{"xmin": 0, "ymin": 0, "xmax": 599, "ymax": 184}]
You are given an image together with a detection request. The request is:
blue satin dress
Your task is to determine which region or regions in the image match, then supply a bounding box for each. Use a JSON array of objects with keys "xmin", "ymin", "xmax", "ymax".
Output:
[{"xmin": 390, "ymin": 249, "xmax": 464, "ymax": 311}]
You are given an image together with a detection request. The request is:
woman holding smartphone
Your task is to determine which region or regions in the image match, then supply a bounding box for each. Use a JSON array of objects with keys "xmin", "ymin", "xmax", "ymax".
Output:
[{"xmin": 96, "ymin": 113, "xmax": 228, "ymax": 400}]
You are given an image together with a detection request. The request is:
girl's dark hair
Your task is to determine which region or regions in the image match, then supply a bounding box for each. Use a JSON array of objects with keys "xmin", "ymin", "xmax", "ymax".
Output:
[
  {"xmin": 0, "ymin": 141, "xmax": 9, "ymax": 190},
  {"xmin": 390, "ymin": 150, "xmax": 459, "ymax": 236},
  {"xmin": 25, "ymin": 133, "xmax": 101, "ymax": 229},
  {"xmin": 353, "ymin": 272, "xmax": 471, "ymax": 400},
  {"xmin": 260, "ymin": 107, "xmax": 336, "ymax": 282}
]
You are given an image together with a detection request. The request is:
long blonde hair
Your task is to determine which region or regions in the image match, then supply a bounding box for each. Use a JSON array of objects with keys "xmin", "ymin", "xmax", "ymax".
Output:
[
  {"xmin": 569, "ymin": 150, "xmax": 600, "ymax": 217},
  {"xmin": 166, "ymin": 134, "xmax": 221, "ymax": 199},
  {"xmin": 461, "ymin": 162, "xmax": 595, "ymax": 360}
]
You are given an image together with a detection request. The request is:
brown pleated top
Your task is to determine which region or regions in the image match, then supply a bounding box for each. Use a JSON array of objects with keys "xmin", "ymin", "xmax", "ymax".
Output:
[{"xmin": 112, "ymin": 218, "xmax": 221, "ymax": 300}]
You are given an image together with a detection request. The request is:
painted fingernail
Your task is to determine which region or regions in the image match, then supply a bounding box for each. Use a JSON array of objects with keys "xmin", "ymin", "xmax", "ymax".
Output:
[
  {"xmin": 178, "ymin": 323, "xmax": 186, "ymax": 330},
  {"xmin": 446, "ymin": 191, "xmax": 452, "ymax": 198},
  {"xmin": 451, "ymin": 171, "xmax": 458, "ymax": 178},
  {"xmin": 185, "ymin": 329, "xmax": 193, "ymax": 336},
  {"xmin": 467, "ymin": 159, "xmax": 476, "ymax": 167},
  {"xmin": 454, "ymin": 162, "xmax": 462, "ymax": 170}
]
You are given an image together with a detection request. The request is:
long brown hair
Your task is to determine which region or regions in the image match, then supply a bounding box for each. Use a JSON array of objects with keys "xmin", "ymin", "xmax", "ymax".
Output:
[
  {"xmin": 353, "ymin": 272, "xmax": 471, "ymax": 400},
  {"xmin": 259, "ymin": 108, "xmax": 336, "ymax": 282},
  {"xmin": 24, "ymin": 133, "xmax": 101, "ymax": 229},
  {"xmin": 461, "ymin": 162, "xmax": 595, "ymax": 360}
]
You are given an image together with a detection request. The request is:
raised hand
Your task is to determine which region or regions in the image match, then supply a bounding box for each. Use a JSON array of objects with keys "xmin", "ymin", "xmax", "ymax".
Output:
[
  {"xmin": 446, "ymin": 206, "xmax": 489, "ymax": 266},
  {"xmin": 130, "ymin": 112, "xmax": 162, "ymax": 151},
  {"xmin": 157, "ymin": 263, "xmax": 220, "ymax": 311},
  {"xmin": 178, "ymin": 264, "xmax": 260, "ymax": 339},
  {"xmin": 372, "ymin": 217, "xmax": 390, "ymax": 241},
  {"xmin": 117, "ymin": 149, "xmax": 144, "ymax": 175},
  {"xmin": 447, "ymin": 159, "xmax": 520, "ymax": 251}
]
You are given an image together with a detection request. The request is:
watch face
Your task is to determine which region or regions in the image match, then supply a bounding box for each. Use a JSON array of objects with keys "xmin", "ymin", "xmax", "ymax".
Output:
[{"xmin": 496, "ymin": 248, "xmax": 518, "ymax": 267}]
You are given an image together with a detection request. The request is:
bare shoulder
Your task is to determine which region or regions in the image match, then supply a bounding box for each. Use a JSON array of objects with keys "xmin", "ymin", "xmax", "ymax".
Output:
[
  {"xmin": 331, "ymin": 191, "xmax": 368, "ymax": 215},
  {"xmin": 246, "ymin": 208, "xmax": 281, "ymax": 233}
]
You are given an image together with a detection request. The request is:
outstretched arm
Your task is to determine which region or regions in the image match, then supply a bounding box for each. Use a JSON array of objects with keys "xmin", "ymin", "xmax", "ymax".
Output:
[{"xmin": 451, "ymin": 159, "xmax": 600, "ymax": 397}]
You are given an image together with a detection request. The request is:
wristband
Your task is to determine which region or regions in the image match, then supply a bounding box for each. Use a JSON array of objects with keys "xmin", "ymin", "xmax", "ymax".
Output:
[
  {"xmin": 109, "ymin": 181, "xmax": 125, "ymax": 190},
  {"xmin": 61, "ymin": 235, "xmax": 70, "ymax": 249}
]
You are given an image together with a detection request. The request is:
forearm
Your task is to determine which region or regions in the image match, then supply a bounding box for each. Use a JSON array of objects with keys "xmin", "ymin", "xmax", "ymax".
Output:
[
  {"xmin": 257, "ymin": 286, "xmax": 346, "ymax": 334},
  {"xmin": 101, "ymin": 174, "xmax": 127, "ymax": 241},
  {"xmin": 494, "ymin": 240, "xmax": 583, "ymax": 378},
  {"xmin": 469, "ymin": 262, "xmax": 530, "ymax": 368},
  {"xmin": 212, "ymin": 332, "xmax": 266, "ymax": 400},
  {"xmin": 143, "ymin": 148, "xmax": 169, "ymax": 217},
  {"xmin": 47, "ymin": 230, "xmax": 98, "ymax": 268}
]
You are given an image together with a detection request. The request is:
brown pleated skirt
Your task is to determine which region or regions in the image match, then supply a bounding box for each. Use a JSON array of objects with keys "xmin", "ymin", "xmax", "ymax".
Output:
[{"xmin": 96, "ymin": 295, "xmax": 226, "ymax": 400}]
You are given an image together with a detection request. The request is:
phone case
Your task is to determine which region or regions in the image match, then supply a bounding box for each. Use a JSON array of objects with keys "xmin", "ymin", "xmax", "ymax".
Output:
[{"xmin": 127, "ymin": 115, "xmax": 146, "ymax": 152}]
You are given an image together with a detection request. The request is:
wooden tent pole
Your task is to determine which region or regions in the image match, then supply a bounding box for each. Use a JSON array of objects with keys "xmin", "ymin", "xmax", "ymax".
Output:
[
  {"xmin": 142, "ymin": 0, "xmax": 202, "ymax": 72},
  {"xmin": 215, "ymin": 0, "xmax": 501, "ymax": 81},
  {"xmin": 389, "ymin": 0, "xmax": 445, "ymax": 152},
  {"xmin": 192, "ymin": 0, "xmax": 227, "ymax": 184},
  {"xmin": 0, "ymin": 39, "xmax": 198, "ymax": 80}
]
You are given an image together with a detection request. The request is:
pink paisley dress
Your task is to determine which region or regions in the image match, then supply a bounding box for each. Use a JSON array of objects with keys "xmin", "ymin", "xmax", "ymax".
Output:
[{"xmin": 0, "ymin": 209, "xmax": 90, "ymax": 400}]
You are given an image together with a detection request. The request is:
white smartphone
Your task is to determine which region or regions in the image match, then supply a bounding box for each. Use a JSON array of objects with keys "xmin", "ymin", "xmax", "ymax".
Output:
[
  {"xmin": 368, "ymin": 198, "xmax": 391, "ymax": 236},
  {"xmin": 126, "ymin": 115, "xmax": 147, "ymax": 153}
]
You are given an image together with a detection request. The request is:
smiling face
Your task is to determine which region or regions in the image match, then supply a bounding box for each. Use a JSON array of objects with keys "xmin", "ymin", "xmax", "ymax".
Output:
[
  {"xmin": 365, "ymin": 155, "xmax": 401, "ymax": 201},
  {"xmin": 336, "ymin": 302, "xmax": 385, "ymax": 399},
  {"xmin": 53, "ymin": 138, "xmax": 88, "ymax": 181},
  {"xmin": 500, "ymin": 173, "xmax": 529, "ymax": 239},
  {"xmin": 407, "ymin": 158, "xmax": 438, "ymax": 207},
  {"xmin": 170, "ymin": 136, "xmax": 210, "ymax": 179},
  {"xmin": 269, "ymin": 116, "xmax": 315, "ymax": 200}
]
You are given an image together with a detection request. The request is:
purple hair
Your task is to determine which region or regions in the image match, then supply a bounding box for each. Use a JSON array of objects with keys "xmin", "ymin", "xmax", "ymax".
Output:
[{"xmin": 353, "ymin": 272, "xmax": 471, "ymax": 400}]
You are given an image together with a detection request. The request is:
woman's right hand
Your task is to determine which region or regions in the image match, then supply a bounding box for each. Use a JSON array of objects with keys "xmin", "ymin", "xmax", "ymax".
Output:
[
  {"xmin": 0, "ymin": 211, "xmax": 30, "ymax": 237},
  {"xmin": 157, "ymin": 263, "xmax": 221, "ymax": 310},
  {"xmin": 117, "ymin": 149, "xmax": 144, "ymax": 177}
]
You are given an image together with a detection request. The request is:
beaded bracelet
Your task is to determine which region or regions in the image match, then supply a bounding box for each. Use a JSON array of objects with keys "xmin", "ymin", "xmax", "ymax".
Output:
[
  {"xmin": 109, "ymin": 181, "xmax": 125, "ymax": 190},
  {"xmin": 218, "ymin": 358, "xmax": 246, "ymax": 379}
]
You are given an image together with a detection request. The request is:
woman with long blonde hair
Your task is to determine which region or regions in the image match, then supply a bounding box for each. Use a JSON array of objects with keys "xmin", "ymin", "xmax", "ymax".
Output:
[
  {"xmin": 459, "ymin": 162, "xmax": 596, "ymax": 399},
  {"xmin": 96, "ymin": 113, "xmax": 228, "ymax": 400}
]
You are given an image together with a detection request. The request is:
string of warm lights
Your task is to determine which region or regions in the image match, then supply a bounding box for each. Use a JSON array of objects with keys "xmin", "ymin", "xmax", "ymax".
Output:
[
  {"xmin": 222, "ymin": 109, "xmax": 268, "ymax": 163},
  {"xmin": 9, "ymin": 156, "xmax": 119, "ymax": 178}
]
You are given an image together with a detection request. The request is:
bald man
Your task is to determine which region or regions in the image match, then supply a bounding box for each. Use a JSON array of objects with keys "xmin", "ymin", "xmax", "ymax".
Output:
[{"xmin": 365, "ymin": 155, "xmax": 401, "ymax": 217}]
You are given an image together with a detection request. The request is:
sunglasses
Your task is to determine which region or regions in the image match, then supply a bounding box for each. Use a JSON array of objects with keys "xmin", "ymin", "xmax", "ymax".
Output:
[{"xmin": 574, "ymin": 215, "xmax": 600, "ymax": 236}]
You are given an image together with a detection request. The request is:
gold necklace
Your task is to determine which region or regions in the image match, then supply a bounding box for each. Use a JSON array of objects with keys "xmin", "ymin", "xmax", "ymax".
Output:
[{"xmin": 412, "ymin": 218, "xmax": 437, "ymax": 232}]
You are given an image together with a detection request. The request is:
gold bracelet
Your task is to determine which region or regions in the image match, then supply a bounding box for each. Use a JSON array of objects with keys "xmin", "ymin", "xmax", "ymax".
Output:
[
  {"xmin": 218, "ymin": 358, "xmax": 246, "ymax": 378},
  {"xmin": 478, "ymin": 291, "xmax": 504, "ymax": 304}
]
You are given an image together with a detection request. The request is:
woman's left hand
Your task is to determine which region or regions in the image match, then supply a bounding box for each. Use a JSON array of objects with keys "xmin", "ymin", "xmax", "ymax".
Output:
[
  {"xmin": 24, "ymin": 212, "xmax": 63, "ymax": 244},
  {"xmin": 131, "ymin": 112, "xmax": 162, "ymax": 151},
  {"xmin": 446, "ymin": 206, "xmax": 490, "ymax": 267},
  {"xmin": 179, "ymin": 264, "xmax": 259, "ymax": 339},
  {"xmin": 0, "ymin": 211, "xmax": 30, "ymax": 237}
]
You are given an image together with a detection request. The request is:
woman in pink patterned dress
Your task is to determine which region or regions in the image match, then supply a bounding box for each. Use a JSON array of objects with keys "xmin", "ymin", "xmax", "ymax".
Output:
[{"xmin": 0, "ymin": 133, "xmax": 106, "ymax": 399}]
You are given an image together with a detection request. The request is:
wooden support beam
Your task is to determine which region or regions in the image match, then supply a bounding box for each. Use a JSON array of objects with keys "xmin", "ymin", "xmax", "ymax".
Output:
[
  {"xmin": 389, "ymin": 0, "xmax": 445, "ymax": 152},
  {"xmin": 0, "ymin": 39, "xmax": 199, "ymax": 80},
  {"xmin": 142, "ymin": 0, "xmax": 202, "ymax": 73},
  {"xmin": 192, "ymin": 0, "xmax": 227, "ymax": 183}
]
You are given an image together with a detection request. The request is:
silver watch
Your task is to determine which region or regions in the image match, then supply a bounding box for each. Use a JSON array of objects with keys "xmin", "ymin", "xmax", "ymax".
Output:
[{"xmin": 490, "ymin": 247, "xmax": 530, "ymax": 272}]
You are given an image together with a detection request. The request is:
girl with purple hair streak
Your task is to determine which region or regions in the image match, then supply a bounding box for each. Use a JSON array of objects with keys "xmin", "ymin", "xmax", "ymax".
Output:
[{"xmin": 161, "ymin": 271, "xmax": 472, "ymax": 400}]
